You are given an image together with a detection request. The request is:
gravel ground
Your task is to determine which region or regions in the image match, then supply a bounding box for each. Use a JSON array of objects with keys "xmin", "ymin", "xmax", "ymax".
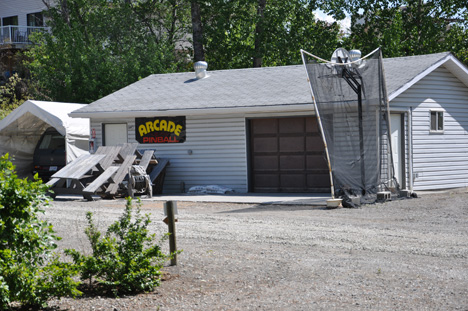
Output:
[{"xmin": 43, "ymin": 191, "xmax": 468, "ymax": 311}]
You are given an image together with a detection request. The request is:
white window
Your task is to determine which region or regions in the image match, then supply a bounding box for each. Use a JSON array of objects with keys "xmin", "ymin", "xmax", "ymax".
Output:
[
  {"xmin": 103, "ymin": 123, "xmax": 127, "ymax": 146},
  {"xmin": 430, "ymin": 110, "xmax": 444, "ymax": 133}
]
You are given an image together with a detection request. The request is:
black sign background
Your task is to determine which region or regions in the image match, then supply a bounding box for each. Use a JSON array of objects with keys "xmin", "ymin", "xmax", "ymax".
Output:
[{"xmin": 135, "ymin": 116, "xmax": 186, "ymax": 144}]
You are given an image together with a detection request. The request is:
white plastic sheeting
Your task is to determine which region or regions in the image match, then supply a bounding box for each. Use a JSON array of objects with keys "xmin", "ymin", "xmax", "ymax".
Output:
[
  {"xmin": 0, "ymin": 100, "xmax": 90, "ymax": 177},
  {"xmin": 188, "ymin": 185, "xmax": 235, "ymax": 194}
]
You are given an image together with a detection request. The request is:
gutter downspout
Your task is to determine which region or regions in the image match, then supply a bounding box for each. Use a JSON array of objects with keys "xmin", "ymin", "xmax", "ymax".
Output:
[{"xmin": 408, "ymin": 107, "xmax": 414, "ymax": 191}]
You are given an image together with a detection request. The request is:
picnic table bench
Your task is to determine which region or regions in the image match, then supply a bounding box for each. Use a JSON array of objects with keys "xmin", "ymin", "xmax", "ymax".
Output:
[
  {"xmin": 47, "ymin": 154, "xmax": 106, "ymax": 201},
  {"xmin": 95, "ymin": 145, "xmax": 122, "ymax": 169},
  {"xmin": 47, "ymin": 144, "xmax": 169, "ymax": 200}
]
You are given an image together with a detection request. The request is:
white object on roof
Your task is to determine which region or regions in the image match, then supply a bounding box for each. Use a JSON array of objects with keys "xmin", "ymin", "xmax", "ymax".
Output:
[
  {"xmin": 0, "ymin": 100, "xmax": 90, "ymax": 177},
  {"xmin": 194, "ymin": 61, "xmax": 209, "ymax": 79}
]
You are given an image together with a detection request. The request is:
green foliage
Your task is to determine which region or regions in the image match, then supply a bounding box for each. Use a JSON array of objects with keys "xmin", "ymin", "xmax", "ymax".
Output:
[
  {"xmin": 0, "ymin": 154, "xmax": 80, "ymax": 309},
  {"xmin": 66, "ymin": 197, "xmax": 172, "ymax": 296},
  {"xmin": 338, "ymin": 0, "xmax": 468, "ymax": 62},
  {"xmin": 0, "ymin": 74, "xmax": 28, "ymax": 120},
  {"xmin": 26, "ymin": 0, "xmax": 190, "ymax": 103},
  {"xmin": 200, "ymin": 0, "xmax": 342, "ymax": 69}
]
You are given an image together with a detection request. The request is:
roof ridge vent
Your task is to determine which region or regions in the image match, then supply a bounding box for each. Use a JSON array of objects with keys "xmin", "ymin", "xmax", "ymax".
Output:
[{"xmin": 194, "ymin": 61, "xmax": 209, "ymax": 79}]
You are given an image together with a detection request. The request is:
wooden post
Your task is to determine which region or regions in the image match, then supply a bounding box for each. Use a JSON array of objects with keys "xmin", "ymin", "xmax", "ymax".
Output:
[{"xmin": 165, "ymin": 201, "xmax": 177, "ymax": 266}]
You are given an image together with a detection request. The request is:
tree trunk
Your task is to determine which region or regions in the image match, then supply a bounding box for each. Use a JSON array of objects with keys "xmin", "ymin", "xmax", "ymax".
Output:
[
  {"xmin": 417, "ymin": 0, "xmax": 422, "ymax": 54},
  {"xmin": 253, "ymin": 0, "xmax": 266, "ymax": 68},
  {"xmin": 191, "ymin": 0, "xmax": 205, "ymax": 62}
]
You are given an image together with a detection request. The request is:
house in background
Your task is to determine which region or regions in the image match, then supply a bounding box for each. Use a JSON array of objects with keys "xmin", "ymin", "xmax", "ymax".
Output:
[
  {"xmin": 0, "ymin": 0, "xmax": 51, "ymax": 79},
  {"xmin": 70, "ymin": 52, "xmax": 468, "ymax": 194}
]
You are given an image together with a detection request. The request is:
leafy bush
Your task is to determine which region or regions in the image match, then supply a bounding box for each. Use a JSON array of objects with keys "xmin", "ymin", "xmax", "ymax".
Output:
[
  {"xmin": 66, "ymin": 197, "xmax": 172, "ymax": 296},
  {"xmin": 0, "ymin": 74, "xmax": 28, "ymax": 120},
  {"xmin": 0, "ymin": 154, "xmax": 80, "ymax": 309}
]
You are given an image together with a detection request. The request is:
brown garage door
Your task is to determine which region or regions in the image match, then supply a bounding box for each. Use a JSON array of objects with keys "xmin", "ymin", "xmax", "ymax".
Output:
[{"xmin": 249, "ymin": 117, "xmax": 330, "ymax": 193}]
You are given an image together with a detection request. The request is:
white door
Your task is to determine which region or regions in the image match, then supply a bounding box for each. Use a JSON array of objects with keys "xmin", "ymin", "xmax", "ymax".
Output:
[
  {"xmin": 390, "ymin": 114, "xmax": 402, "ymax": 186},
  {"xmin": 104, "ymin": 123, "xmax": 127, "ymax": 146}
]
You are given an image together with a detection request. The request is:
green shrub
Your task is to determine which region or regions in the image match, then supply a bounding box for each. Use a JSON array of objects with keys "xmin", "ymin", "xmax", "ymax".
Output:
[
  {"xmin": 0, "ymin": 154, "xmax": 80, "ymax": 309},
  {"xmin": 0, "ymin": 74, "xmax": 28, "ymax": 120},
  {"xmin": 66, "ymin": 197, "xmax": 172, "ymax": 296}
]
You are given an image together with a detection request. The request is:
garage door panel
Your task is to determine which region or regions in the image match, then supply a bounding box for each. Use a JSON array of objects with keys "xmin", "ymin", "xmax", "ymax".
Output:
[
  {"xmin": 281, "ymin": 174, "xmax": 306, "ymax": 188},
  {"xmin": 307, "ymin": 174, "xmax": 331, "ymax": 188},
  {"xmin": 253, "ymin": 137, "xmax": 278, "ymax": 152},
  {"xmin": 306, "ymin": 136, "xmax": 324, "ymax": 152},
  {"xmin": 252, "ymin": 118, "xmax": 277, "ymax": 134},
  {"xmin": 254, "ymin": 174, "xmax": 280, "ymax": 188},
  {"xmin": 279, "ymin": 117, "xmax": 304, "ymax": 133},
  {"xmin": 305, "ymin": 117, "xmax": 319, "ymax": 133},
  {"xmin": 279, "ymin": 136, "xmax": 304, "ymax": 152},
  {"xmin": 280, "ymin": 155, "xmax": 305, "ymax": 170},
  {"xmin": 254, "ymin": 156, "xmax": 278, "ymax": 170},
  {"xmin": 307, "ymin": 155, "xmax": 328, "ymax": 170}
]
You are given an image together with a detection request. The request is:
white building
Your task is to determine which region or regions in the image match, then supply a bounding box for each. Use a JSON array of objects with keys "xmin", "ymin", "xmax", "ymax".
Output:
[
  {"xmin": 70, "ymin": 52, "xmax": 468, "ymax": 193},
  {"xmin": 0, "ymin": 0, "xmax": 51, "ymax": 76}
]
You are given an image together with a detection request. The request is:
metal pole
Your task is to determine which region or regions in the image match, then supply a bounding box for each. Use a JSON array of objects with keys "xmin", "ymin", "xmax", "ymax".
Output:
[{"xmin": 357, "ymin": 85, "xmax": 366, "ymax": 195}]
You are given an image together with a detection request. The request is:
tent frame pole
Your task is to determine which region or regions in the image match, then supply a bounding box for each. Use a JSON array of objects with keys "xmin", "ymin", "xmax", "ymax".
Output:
[{"xmin": 300, "ymin": 49, "xmax": 335, "ymax": 199}]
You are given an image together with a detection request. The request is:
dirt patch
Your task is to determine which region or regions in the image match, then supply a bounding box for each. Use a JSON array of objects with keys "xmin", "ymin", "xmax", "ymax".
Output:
[{"xmin": 45, "ymin": 191, "xmax": 468, "ymax": 310}]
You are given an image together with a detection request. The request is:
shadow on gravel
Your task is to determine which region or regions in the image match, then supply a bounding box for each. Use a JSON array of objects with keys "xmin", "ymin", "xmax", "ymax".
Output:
[
  {"xmin": 10, "ymin": 307, "xmax": 62, "ymax": 311},
  {"xmin": 219, "ymin": 204, "xmax": 328, "ymax": 214}
]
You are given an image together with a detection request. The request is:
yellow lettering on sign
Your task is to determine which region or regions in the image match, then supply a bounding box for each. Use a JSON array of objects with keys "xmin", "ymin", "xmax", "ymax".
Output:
[
  {"xmin": 174, "ymin": 124, "xmax": 183, "ymax": 136},
  {"xmin": 139, "ymin": 119, "xmax": 184, "ymax": 137},
  {"xmin": 160, "ymin": 120, "xmax": 167, "ymax": 131},
  {"xmin": 168, "ymin": 121, "xmax": 175, "ymax": 132},
  {"xmin": 146, "ymin": 121, "xmax": 154, "ymax": 133},
  {"xmin": 139, "ymin": 125, "xmax": 147, "ymax": 136}
]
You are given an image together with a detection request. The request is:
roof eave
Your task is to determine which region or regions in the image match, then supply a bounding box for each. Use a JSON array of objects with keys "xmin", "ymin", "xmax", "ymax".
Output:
[{"xmin": 69, "ymin": 103, "xmax": 316, "ymax": 119}]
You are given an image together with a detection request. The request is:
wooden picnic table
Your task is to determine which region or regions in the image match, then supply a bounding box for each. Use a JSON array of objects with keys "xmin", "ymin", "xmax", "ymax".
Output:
[
  {"xmin": 46, "ymin": 144, "xmax": 168, "ymax": 200},
  {"xmin": 47, "ymin": 154, "xmax": 106, "ymax": 201}
]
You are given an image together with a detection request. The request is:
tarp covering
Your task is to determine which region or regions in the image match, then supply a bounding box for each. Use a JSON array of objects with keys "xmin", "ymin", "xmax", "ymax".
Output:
[
  {"xmin": 302, "ymin": 48, "xmax": 397, "ymax": 203},
  {"xmin": 0, "ymin": 100, "xmax": 90, "ymax": 177}
]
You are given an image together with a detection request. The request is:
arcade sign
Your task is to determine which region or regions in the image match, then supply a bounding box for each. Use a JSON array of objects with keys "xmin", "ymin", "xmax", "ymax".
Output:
[{"xmin": 135, "ymin": 116, "xmax": 186, "ymax": 144}]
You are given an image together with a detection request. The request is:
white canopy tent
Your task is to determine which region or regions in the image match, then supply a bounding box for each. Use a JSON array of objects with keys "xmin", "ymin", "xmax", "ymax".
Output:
[{"xmin": 0, "ymin": 100, "xmax": 90, "ymax": 177}]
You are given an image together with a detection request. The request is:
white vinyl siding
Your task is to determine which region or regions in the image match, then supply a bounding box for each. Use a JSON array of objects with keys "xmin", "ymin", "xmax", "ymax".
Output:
[
  {"xmin": 0, "ymin": 0, "xmax": 49, "ymax": 26},
  {"xmin": 391, "ymin": 66, "xmax": 468, "ymax": 191},
  {"xmin": 90, "ymin": 110, "xmax": 315, "ymax": 193}
]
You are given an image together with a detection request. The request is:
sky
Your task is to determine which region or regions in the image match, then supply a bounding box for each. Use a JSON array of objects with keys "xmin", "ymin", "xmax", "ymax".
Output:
[{"xmin": 314, "ymin": 9, "xmax": 352, "ymax": 34}]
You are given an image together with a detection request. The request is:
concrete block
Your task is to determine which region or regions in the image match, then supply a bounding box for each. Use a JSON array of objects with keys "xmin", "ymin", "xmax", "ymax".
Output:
[
  {"xmin": 399, "ymin": 189, "xmax": 411, "ymax": 198},
  {"xmin": 377, "ymin": 191, "xmax": 391, "ymax": 201}
]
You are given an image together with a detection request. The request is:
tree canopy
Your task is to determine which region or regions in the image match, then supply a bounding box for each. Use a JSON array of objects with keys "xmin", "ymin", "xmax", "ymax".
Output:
[
  {"xmin": 339, "ymin": 0, "xmax": 468, "ymax": 63},
  {"xmin": 26, "ymin": 0, "xmax": 191, "ymax": 103},
  {"xmin": 198, "ymin": 0, "xmax": 342, "ymax": 70},
  {"xmin": 19, "ymin": 0, "xmax": 468, "ymax": 105}
]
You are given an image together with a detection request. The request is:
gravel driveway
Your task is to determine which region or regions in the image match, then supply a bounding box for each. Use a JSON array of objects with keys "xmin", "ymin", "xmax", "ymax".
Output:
[{"xmin": 45, "ymin": 191, "xmax": 468, "ymax": 310}]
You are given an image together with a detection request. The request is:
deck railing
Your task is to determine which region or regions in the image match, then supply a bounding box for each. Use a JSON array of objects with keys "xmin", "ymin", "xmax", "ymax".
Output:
[{"xmin": 0, "ymin": 25, "xmax": 50, "ymax": 46}]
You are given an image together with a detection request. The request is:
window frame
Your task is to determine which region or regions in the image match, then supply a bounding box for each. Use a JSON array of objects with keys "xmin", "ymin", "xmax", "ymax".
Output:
[
  {"xmin": 27, "ymin": 12, "xmax": 44, "ymax": 27},
  {"xmin": 2, "ymin": 16, "xmax": 18, "ymax": 26},
  {"xmin": 430, "ymin": 109, "xmax": 444, "ymax": 133}
]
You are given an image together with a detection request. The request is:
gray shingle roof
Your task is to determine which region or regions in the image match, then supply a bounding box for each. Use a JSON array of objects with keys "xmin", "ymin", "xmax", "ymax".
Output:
[
  {"xmin": 382, "ymin": 52, "xmax": 451, "ymax": 97},
  {"xmin": 72, "ymin": 52, "xmax": 453, "ymax": 116}
]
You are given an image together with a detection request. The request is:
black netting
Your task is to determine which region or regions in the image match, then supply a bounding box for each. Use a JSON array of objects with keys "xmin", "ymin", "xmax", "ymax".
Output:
[{"xmin": 302, "ymin": 48, "xmax": 398, "ymax": 203}]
